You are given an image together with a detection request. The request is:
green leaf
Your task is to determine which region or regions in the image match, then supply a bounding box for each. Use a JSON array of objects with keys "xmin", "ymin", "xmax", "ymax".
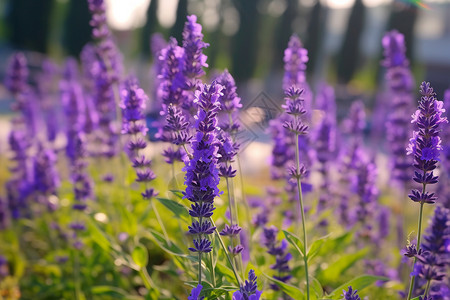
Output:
[
  {"xmin": 169, "ymin": 189, "xmax": 184, "ymax": 199},
  {"xmin": 327, "ymin": 275, "xmax": 389, "ymax": 299},
  {"xmin": 265, "ymin": 274, "xmax": 305, "ymax": 299},
  {"xmin": 215, "ymin": 262, "xmax": 236, "ymax": 283},
  {"xmin": 92, "ymin": 286, "xmax": 143, "ymax": 299},
  {"xmin": 310, "ymin": 277, "xmax": 323, "ymax": 299},
  {"xmin": 156, "ymin": 197, "xmax": 189, "ymax": 220},
  {"xmin": 307, "ymin": 234, "xmax": 330, "ymax": 262},
  {"xmin": 132, "ymin": 244, "xmax": 148, "ymax": 269},
  {"xmin": 283, "ymin": 230, "xmax": 305, "ymax": 257},
  {"xmin": 86, "ymin": 217, "xmax": 111, "ymax": 251},
  {"xmin": 318, "ymin": 248, "xmax": 369, "ymax": 283},
  {"xmin": 317, "ymin": 232, "xmax": 353, "ymax": 258},
  {"xmin": 143, "ymin": 229, "xmax": 186, "ymax": 256}
]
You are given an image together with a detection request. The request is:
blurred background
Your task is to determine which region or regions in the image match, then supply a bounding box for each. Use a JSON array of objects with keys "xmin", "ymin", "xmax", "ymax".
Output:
[{"xmin": 0, "ymin": 0, "xmax": 450, "ymax": 116}]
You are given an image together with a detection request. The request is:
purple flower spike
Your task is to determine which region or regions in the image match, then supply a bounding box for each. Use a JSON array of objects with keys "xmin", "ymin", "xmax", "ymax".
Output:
[
  {"xmin": 121, "ymin": 77, "xmax": 158, "ymax": 200},
  {"xmin": 382, "ymin": 30, "xmax": 416, "ymax": 185},
  {"xmin": 283, "ymin": 35, "xmax": 308, "ymax": 91},
  {"xmin": 407, "ymin": 82, "xmax": 448, "ymax": 204},
  {"xmin": 342, "ymin": 286, "xmax": 361, "ymax": 300},
  {"xmin": 262, "ymin": 226, "xmax": 292, "ymax": 290},
  {"xmin": 233, "ymin": 269, "xmax": 262, "ymax": 300},
  {"xmin": 188, "ymin": 284, "xmax": 204, "ymax": 300},
  {"xmin": 183, "ymin": 83, "xmax": 222, "ymax": 256},
  {"xmin": 182, "ymin": 15, "xmax": 209, "ymax": 81},
  {"xmin": 5, "ymin": 53, "xmax": 28, "ymax": 95}
]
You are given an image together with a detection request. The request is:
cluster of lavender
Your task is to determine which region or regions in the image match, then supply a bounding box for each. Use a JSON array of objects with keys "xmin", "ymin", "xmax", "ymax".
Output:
[
  {"xmin": 337, "ymin": 101, "xmax": 366, "ymax": 228},
  {"xmin": 405, "ymin": 82, "xmax": 448, "ymax": 300},
  {"xmin": 413, "ymin": 205, "xmax": 450, "ymax": 299},
  {"xmin": 4, "ymin": 54, "xmax": 33, "ymax": 220},
  {"xmin": 270, "ymin": 35, "xmax": 309, "ymax": 181},
  {"xmin": 342, "ymin": 286, "xmax": 361, "ymax": 300},
  {"xmin": 233, "ymin": 270, "xmax": 262, "ymax": 300},
  {"xmin": 215, "ymin": 70, "xmax": 244, "ymax": 257},
  {"xmin": 87, "ymin": 0, "xmax": 122, "ymax": 159},
  {"xmin": 61, "ymin": 59, "xmax": 94, "ymax": 248},
  {"xmin": 382, "ymin": 30, "xmax": 415, "ymax": 185},
  {"xmin": 311, "ymin": 83, "xmax": 337, "ymax": 218},
  {"xmin": 262, "ymin": 226, "xmax": 292, "ymax": 290},
  {"xmin": 439, "ymin": 89, "xmax": 450, "ymax": 209},
  {"xmin": 157, "ymin": 15, "xmax": 209, "ymax": 165},
  {"xmin": 120, "ymin": 78, "xmax": 157, "ymax": 200}
]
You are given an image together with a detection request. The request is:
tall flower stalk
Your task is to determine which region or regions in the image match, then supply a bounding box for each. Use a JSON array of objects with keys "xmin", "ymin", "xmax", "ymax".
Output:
[
  {"xmin": 282, "ymin": 87, "xmax": 309, "ymax": 299},
  {"xmin": 382, "ymin": 30, "xmax": 415, "ymax": 247},
  {"xmin": 184, "ymin": 83, "xmax": 222, "ymax": 285},
  {"xmin": 405, "ymin": 82, "xmax": 447, "ymax": 300}
]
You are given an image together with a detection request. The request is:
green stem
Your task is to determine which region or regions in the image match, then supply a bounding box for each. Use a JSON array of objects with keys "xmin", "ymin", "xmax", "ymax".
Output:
[
  {"xmin": 210, "ymin": 218, "xmax": 242, "ymax": 286},
  {"xmin": 150, "ymin": 199, "xmax": 171, "ymax": 246},
  {"xmin": 198, "ymin": 252, "xmax": 202, "ymax": 285},
  {"xmin": 295, "ymin": 133, "xmax": 309, "ymax": 300},
  {"xmin": 139, "ymin": 267, "xmax": 155, "ymax": 289},
  {"xmin": 209, "ymin": 251, "xmax": 216, "ymax": 287},
  {"xmin": 73, "ymin": 250, "xmax": 81, "ymax": 300},
  {"xmin": 424, "ymin": 280, "xmax": 431, "ymax": 297},
  {"xmin": 407, "ymin": 201, "xmax": 425, "ymax": 300}
]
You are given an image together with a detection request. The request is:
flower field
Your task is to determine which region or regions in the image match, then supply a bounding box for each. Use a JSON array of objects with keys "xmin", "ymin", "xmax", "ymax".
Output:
[{"xmin": 0, "ymin": 0, "xmax": 449, "ymax": 299}]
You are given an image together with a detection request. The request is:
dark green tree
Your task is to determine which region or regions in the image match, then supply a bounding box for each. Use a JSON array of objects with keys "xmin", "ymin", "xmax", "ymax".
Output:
[
  {"xmin": 231, "ymin": 0, "xmax": 260, "ymax": 82},
  {"xmin": 141, "ymin": 0, "xmax": 159, "ymax": 58},
  {"xmin": 337, "ymin": 0, "xmax": 366, "ymax": 84},
  {"xmin": 63, "ymin": 0, "xmax": 92, "ymax": 57},
  {"xmin": 305, "ymin": 0, "xmax": 325, "ymax": 77},
  {"xmin": 6, "ymin": 0, "xmax": 55, "ymax": 53},
  {"xmin": 386, "ymin": 3, "xmax": 418, "ymax": 64},
  {"xmin": 272, "ymin": 0, "xmax": 298, "ymax": 72},
  {"xmin": 170, "ymin": 0, "xmax": 188, "ymax": 43}
]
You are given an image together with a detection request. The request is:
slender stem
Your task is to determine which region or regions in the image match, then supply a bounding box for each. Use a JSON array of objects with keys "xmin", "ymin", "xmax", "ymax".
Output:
[
  {"xmin": 198, "ymin": 252, "xmax": 202, "ymax": 285},
  {"xmin": 209, "ymin": 251, "xmax": 216, "ymax": 287},
  {"xmin": 171, "ymin": 160, "xmax": 179, "ymax": 188},
  {"xmin": 150, "ymin": 199, "xmax": 171, "ymax": 246},
  {"xmin": 424, "ymin": 280, "xmax": 431, "ymax": 297},
  {"xmin": 73, "ymin": 249, "xmax": 81, "ymax": 300},
  {"xmin": 139, "ymin": 267, "xmax": 155, "ymax": 289},
  {"xmin": 210, "ymin": 218, "xmax": 242, "ymax": 286},
  {"xmin": 295, "ymin": 133, "xmax": 310, "ymax": 300},
  {"xmin": 407, "ymin": 200, "xmax": 425, "ymax": 300}
]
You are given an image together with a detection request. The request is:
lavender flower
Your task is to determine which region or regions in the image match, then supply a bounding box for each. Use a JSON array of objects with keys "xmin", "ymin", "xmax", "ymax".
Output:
[
  {"xmin": 0, "ymin": 256, "xmax": 9, "ymax": 278},
  {"xmin": 342, "ymin": 286, "xmax": 361, "ymax": 300},
  {"xmin": 157, "ymin": 38, "xmax": 189, "ymax": 164},
  {"xmin": 183, "ymin": 83, "xmax": 222, "ymax": 284},
  {"xmin": 120, "ymin": 77, "xmax": 158, "ymax": 200},
  {"xmin": 415, "ymin": 205, "xmax": 450, "ymax": 299},
  {"xmin": 233, "ymin": 269, "xmax": 262, "ymax": 300},
  {"xmin": 382, "ymin": 30, "xmax": 415, "ymax": 185},
  {"xmin": 337, "ymin": 101, "xmax": 366, "ymax": 227},
  {"xmin": 32, "ymin": 144, "xmax": 60, "ymax": 211},
  {"xmin": 406, "ymin": 82, "xmax": 448, "ymax": 300},
  {"xmin": 188, "ymin": 284, "xmax": 204, "ymax": 300},
  {"xmin": 61, "ymin": 60, "xmax": 93, "ymax": 247},
  {"xmin": 283, "ymin": 35, "xmax": 308, "ymax": 91},
  {"xmin": 262, "ymin": 226, "xmax": 292, "ymax": 290},
  {"xmin": 214, "ymin": 70, "xmax": 242, "ymax": 134},
  {"xmin": 0, "ymin": 197, "xmax": 10, "ymax": 230},
  {"xmin": 406, "ymin": 82, "xmax": 447, "ymax": 204},
  {"xmin": 6, "ymin": 129, "xmax": 32, "ymax": 219},
  {"xmin": 5, "ymin": 53, "xmax": 28, "ymax": 95},
  {"xmin": 312, "ymin": 84, "xmax": 337, "ymax": 214},
  {"xmin": 88, "ymin": 0, "xmax": 123, "ymax": 159},
  {"xmin": 181, "ymin": 15, "xmax": 209, "ymax": 85}
]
